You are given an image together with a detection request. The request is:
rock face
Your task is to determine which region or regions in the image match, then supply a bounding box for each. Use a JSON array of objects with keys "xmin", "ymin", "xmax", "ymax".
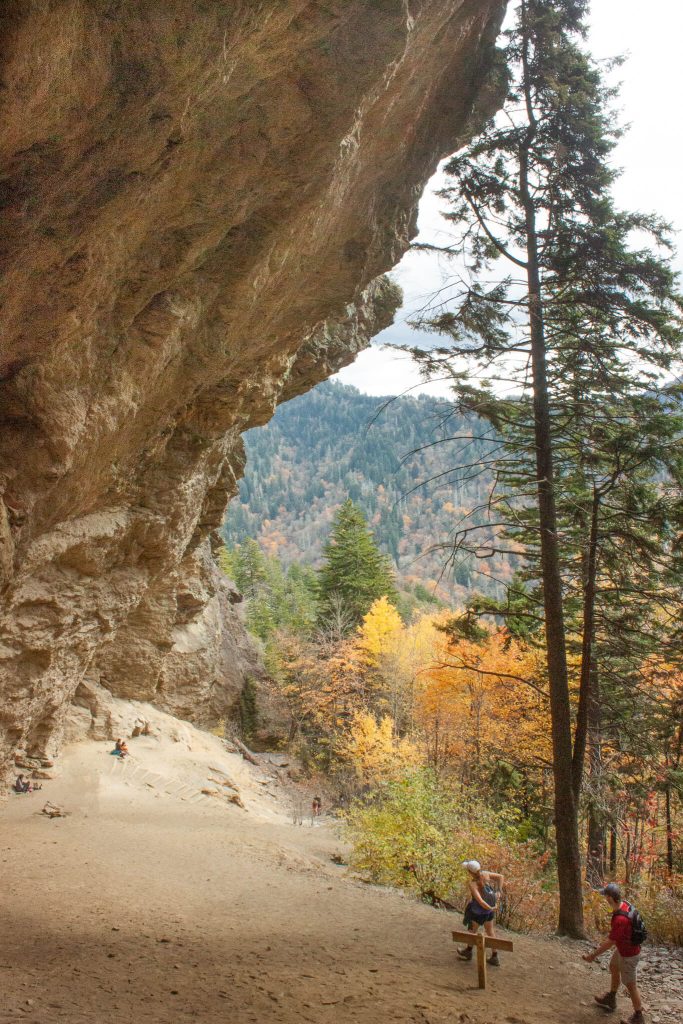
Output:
[{"xmin": 0, "ymin": 0, "xmax": 505, "ymax": 770}]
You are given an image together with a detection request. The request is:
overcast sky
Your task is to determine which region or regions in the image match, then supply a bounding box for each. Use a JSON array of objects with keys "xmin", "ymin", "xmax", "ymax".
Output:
[{"xmin": 336, "ymin": 0, "xmax": 683, "ymax": 398}]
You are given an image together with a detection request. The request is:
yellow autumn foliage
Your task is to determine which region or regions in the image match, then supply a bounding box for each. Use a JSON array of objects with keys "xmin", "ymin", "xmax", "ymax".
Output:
[
  {"xmin": 416, "ymin": 628, "xmax": 551, "ymax": 774},
  {"xmin": 335, "ymin": 711, "xmax": 419, "ymax": 785}
]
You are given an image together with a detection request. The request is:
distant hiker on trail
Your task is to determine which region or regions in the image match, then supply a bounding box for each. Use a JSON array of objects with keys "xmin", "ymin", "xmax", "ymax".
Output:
[
  {"xmin": 312, "ymin": 795, "xmax": 322, "ymax": 817},
  {"xmin": 583, "ymin": 882, "xmax": 646, "ymax": 1024},
  {"xmin": 457, "ymin": 859, "xmax": 504, "ymax": 967}
]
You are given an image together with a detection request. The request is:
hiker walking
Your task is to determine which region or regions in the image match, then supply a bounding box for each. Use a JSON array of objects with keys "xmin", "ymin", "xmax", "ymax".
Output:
[
  {"xmin": 292, "ymin": 799, "xmax": 304, "ymax": 826},
  {"xmin": 583, "ymin": 882, "xmax": 646, "ymax": 1024},
  {"xmin": 457, "ymin": 859, "xmax": 504, "ymax": 967}
]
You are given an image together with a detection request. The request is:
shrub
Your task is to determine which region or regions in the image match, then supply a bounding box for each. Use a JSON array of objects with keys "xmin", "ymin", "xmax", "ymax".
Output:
[
  {"xmin": 344, "ymin": 769, "xmax": 683, "ymax": 945},
  {"xmin": 238, "ymin": 678, "xmax": 258, "ymax": 742},
  {"xmin": 473, "ymin": 839, "xmax": 559, "ymax": 933},
  {"xmin": 635, "ymin": 877, "xmax": 683, "ymax": 945},
  {"xmin": 345, "ymin": 769, "xmax": 469, "ymax": 902},
  {"xmin": 345, "ymin": 768, "xmax": 556, "ymax": 931}
]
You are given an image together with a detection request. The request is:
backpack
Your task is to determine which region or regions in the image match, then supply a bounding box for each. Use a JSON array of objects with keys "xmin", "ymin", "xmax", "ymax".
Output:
[
  {"xmin": 614, "ymin": 903, "xmax": 648, "ymax": 945},
  {"xmin": 481, "ymin": 883, "xmax": 497, "ymax": 909}
]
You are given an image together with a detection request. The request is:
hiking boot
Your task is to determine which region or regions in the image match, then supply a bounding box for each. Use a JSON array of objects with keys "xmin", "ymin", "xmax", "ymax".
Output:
[
  {"xmin": 487, "ymin": 952, "xmax": 500, "ymax": 966},
  {"xmin": 594, "ymin": 992, "xmax": 617, "ymax": 1012},
  {"xmin": 457, "ymin": 946, "xmax": 473, "ymax": 960},
  {"xmin": 619, "ymin": 1013, "xmax": 644, "ymax": 1024}
]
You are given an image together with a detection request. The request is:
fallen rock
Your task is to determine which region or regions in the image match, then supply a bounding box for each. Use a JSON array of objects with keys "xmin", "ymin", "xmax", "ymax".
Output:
[
  {"xmin": 42, "ymin": 802, "xmax": 67, "ymax": 819},
  {"xmin": 207, "ymin": 770, "xmax": 239, "ymax": 791}
]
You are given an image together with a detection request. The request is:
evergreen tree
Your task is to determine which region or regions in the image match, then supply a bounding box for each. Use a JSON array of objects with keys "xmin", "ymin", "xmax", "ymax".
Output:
[
  {"xmin": 218, "ymin": 543, "xmax": 318, "ymax": 651},
  {"xmin": 317, "ymin": 500, "xmax": 398, "ymax": 630},
  {"xmin": 409, "ymin": 0, "xmax": 683, "ymax": 936},
  {"xmin": 227, "ymin": 538, "xmax": 268, "ymax": 599}
]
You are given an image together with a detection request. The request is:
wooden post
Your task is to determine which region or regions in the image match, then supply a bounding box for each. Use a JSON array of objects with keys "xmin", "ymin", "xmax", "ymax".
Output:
[
  {"xmin": 475, "ymin": 932, "xmax": 486, "ymax": 990},
  {"xmin": 451, "ymin": 930, "xmax": 514, "ymax": 990}
]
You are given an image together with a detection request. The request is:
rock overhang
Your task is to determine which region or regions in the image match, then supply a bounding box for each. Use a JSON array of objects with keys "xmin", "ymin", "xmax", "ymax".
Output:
[{"xmin": 0, "ymin": 0, "xmax": 507, "ymax": 774}]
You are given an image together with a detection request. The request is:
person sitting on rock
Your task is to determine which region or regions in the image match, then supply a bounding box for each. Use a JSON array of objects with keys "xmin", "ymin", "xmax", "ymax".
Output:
[
  {"xmin": 13, "ymin": 774, "xmax": 31, "ymax": 793},
  {"xmin": 111, "ymin": 738, "xmax": 129, "ymax": 758}
]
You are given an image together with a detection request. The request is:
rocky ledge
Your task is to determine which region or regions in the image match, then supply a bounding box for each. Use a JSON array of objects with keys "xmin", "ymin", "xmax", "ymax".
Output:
[{"xmin": 0, "ymin": 0, "xmax": 505, "ymax": 773}]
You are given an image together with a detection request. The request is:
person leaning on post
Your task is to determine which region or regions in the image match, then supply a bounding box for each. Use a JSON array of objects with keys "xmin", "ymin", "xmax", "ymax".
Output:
[
  {"xmin": 457, "ymin": 859, "xmax": 504, "ymax": 967},
  {"xmin": 582, "ymin": 883, "xmax": 645, "ymax": 1024}
]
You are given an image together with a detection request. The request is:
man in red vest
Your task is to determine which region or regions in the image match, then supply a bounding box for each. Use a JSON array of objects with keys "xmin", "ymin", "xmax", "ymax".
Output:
[{"xmin": 582, "ymin": 883, "xmax": 644, "ymax": 1024}]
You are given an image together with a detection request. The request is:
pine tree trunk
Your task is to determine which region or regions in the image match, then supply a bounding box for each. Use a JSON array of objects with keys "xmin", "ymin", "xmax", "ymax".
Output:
[
  {"xmin": 541, "ymin": 769, "xmax": 550, "ymax": 853},
  {"xmin": 625, "ymin": 825, "xmax": 631, "ymax": 884},
  {"xmin": 519, "ymin": 2, "xmax": 584, "ymax": 938},
  {"xmin": 609, "ymin": 820, "xmax": 617, "ymax": 874},
  {"xmin": 524, "ymin": 251, "xmax": 584, "ymax": 936},
  {"xmin": 587, "ymin": 814, "xmax": 605, "ymax": 885},
  {"xmin": 664, "ymin": 781, "xmax": 673, "ymax": 874},
  {"xmin": 575, "ymin": 489, "xmax": 603, "ymax": 885},
  {"xmin": 586, "ymin": 660, "xmax": 605, "ymax": 885},
  {"xmin": 573, "ymin": 491, "xmax": 600, "ymax": 802}
]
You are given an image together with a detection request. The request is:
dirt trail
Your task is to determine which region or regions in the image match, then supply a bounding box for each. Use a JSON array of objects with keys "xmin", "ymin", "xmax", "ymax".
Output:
[{"xmin": 1, "ymin": 733, "xmax": 680, "ymax": 1024}]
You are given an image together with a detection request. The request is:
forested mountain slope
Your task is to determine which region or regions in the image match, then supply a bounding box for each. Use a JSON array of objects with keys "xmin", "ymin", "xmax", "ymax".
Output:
[{"xmin": 222, "ymin": 380, "xmax": 515, "ymax": 602}]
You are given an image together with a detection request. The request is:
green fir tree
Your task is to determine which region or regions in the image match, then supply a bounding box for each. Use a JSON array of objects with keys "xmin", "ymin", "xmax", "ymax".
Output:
[{"xmin": 317, "ymin": 500, "xmax": 397, "ymax": 631}]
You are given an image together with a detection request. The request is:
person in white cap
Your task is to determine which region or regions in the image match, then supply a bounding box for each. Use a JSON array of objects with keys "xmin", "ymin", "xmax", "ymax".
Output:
[{"xmin": 457, "ymin": 860, "xmax": 505, "ymax": 966}]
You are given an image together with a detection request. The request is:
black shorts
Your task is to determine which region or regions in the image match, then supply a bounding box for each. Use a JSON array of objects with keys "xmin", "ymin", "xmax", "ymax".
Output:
[{"xmin": 463, "ymin": 904, "xmax": 495, "ymax": 926}]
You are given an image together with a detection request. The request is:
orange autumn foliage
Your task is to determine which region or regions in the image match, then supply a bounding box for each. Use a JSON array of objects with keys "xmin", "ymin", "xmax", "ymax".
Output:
[{"xmin": 416, "ymin": 629, "xmax": 551, "ymax": 774}]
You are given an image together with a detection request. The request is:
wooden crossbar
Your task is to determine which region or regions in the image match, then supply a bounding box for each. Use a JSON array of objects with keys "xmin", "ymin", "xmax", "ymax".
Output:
[
  {"xmin": 451, "ymin": 930, "xmax": 514, "ymax": 952},
  {"xmin": 452, "ymin": 930, "xmax": 514, "ymax": 989}
]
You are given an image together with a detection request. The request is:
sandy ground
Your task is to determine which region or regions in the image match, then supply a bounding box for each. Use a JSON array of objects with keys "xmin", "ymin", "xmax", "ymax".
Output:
[{"xmin": 1, "ymin": 726, "xmax": 681, "ymax": 1024}]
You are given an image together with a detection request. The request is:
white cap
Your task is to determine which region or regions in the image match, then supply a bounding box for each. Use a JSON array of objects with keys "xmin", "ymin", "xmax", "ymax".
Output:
[{"xmin": 462, "ymin": 860, "xmax": 481, "ymax": 872}]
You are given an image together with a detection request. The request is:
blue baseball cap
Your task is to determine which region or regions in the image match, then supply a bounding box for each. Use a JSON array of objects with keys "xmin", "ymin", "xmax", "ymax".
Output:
[{"xmin": 598, "ymin": 883, "xmax": 621, "ymax": 900}]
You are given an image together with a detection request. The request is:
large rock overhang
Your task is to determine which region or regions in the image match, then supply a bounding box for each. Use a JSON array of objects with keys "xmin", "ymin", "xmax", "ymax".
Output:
[{"xmin": 0, "ymin": 0, "xmax": 506, "ymax": 770}]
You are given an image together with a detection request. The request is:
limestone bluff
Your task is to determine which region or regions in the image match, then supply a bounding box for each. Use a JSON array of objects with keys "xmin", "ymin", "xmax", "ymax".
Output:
[{"xmin": 0, "ymin": 0, "xmax": 505, "ymax": 772}]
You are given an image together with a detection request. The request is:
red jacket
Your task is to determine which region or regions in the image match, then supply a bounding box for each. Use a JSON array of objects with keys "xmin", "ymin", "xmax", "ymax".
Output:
[{"xmin": 609, "ymin": 902, "xmax": 641, "ymax": 957}]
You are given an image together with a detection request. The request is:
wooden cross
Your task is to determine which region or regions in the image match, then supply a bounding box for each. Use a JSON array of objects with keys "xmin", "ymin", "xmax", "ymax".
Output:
[{"xmin": 452, "ymin": 929, "xmax": 514, "ymax": 990}]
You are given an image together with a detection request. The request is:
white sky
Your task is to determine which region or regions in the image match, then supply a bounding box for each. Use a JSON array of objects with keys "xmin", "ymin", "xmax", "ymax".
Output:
[{"xmin": 336, "ymin": 0, "xmax": 683, "ymax": 398}]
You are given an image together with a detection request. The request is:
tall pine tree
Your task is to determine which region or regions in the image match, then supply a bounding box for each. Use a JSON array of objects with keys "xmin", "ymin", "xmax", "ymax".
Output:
[
  {"xmin": 409, "ymin": 0, "xmax": 683, "ymax": 936},
  {"xmin": 317, "ymin": 500, "xmax": 397, "ymax": 631}
]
